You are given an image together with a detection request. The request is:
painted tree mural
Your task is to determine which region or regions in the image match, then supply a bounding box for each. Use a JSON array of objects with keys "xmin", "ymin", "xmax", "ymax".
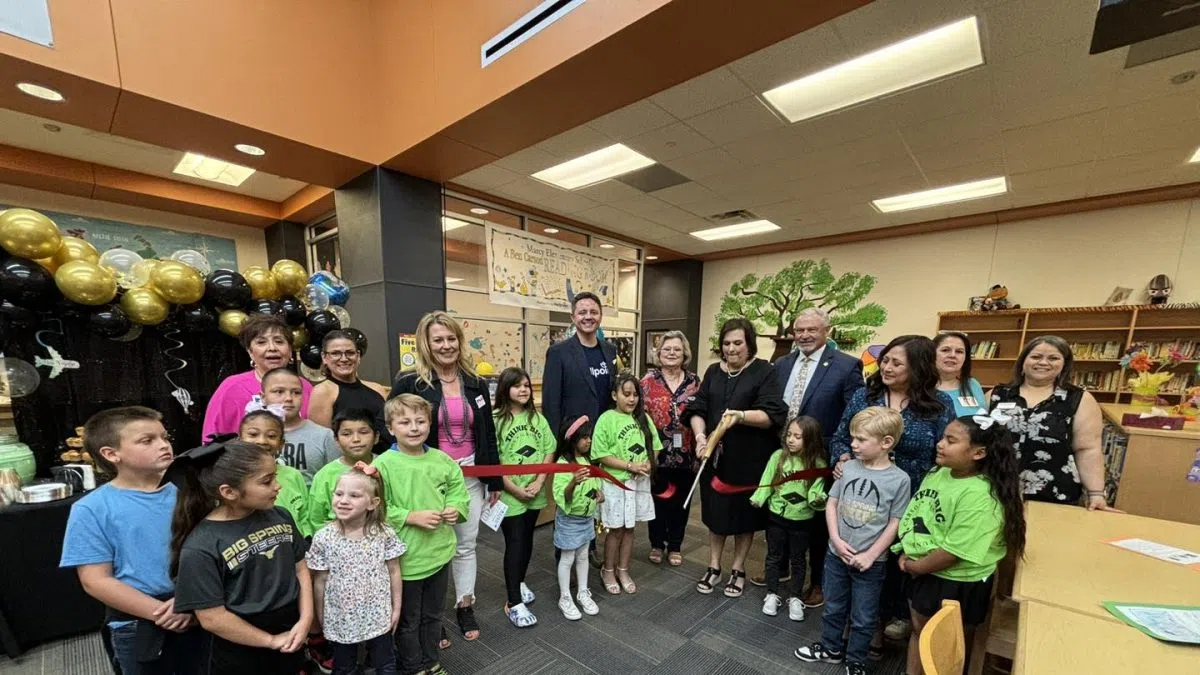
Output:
[{"xmin": 711, "ymin": 258, "xmax": 887, "ymax": 352}]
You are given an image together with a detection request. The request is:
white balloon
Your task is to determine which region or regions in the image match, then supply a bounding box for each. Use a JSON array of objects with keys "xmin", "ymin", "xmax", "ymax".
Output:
[
  {"xmin": 0, "ymin": 357, "xmax": 41, "ymax": 397},
  {"xmin": 303, "ymin": 283, "xmax": 330, "ymax": 312},
  {"xmin": 169, "ymin": 249, "xmax": 212, "ymax": 276},
  {"xmin": 329, "ymin": 305, "xmax": 351, "ymax": 328},
  {"xmin": 98, "ymin": 248, "xmax": 149, "ymax": 290}
]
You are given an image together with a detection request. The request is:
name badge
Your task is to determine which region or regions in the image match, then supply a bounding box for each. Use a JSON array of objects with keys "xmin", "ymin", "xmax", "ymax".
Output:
[
  {"xmin": 958, "ymin": 395, "xmax": 978, "ymax": 408},
  {"xmin": 474, "ymin": 395, "xmax": 486, "ymax": 408},
  {"xmin": 673, "ymin": 433, "xmax": 683, "ymax": 448}
]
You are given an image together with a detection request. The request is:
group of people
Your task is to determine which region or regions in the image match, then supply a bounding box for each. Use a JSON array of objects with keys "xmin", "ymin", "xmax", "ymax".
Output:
[{"xmin": 57, "ymin": 290, "xmax": 1120, "ymax": 675}]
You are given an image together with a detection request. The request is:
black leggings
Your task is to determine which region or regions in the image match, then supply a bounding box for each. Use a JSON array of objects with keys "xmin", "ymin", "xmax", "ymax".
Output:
[
  {"xmin": 770, "ymin": 513, "xmax": 829, "ymax": 587},
  {"xmin": 500, "ymin": 509, "xmax": 541, "ymax": 606},
  {"xmin": 648, "ymin": 466, "xmax": 695, "ymax": 553}
]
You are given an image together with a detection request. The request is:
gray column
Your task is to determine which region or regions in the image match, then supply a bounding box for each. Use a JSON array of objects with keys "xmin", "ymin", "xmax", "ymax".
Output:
[
  {"xmin": 642, "ymin": 259, "xmax": 704, "ymax": 362},
  {"xmin": 264, "ymin": 220, "xmax": 307, "ymax": 266}
]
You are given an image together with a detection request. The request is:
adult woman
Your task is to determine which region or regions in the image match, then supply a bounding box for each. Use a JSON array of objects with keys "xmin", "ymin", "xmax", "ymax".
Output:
[
  {"xmin": 988, "ymin": 336, "xmax": 1114, "ymax": 510},
  {"xmin": 202, "ymin": 314, "xmax": 312, "ymax": 441},
  {"xmin": 389, "ymin": 311, "xmax": 501, "ymax": 644},
  {"xmin": 934, "ymin": 331, "xmax": 987, "ymax": 417},
  {"xmin": 685, "ymin": 319, "xmax": 786, "ymax": 598},
  {"xmin": 308, "ymin": 330, "xmax": 392, "ymax": 453},
  {"xmin": 641, "ymin": 331, "xmax": 702, "ymax": 568}
]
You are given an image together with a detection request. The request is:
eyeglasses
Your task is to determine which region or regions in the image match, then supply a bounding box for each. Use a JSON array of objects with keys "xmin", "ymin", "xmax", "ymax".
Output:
[{"xmin": 323, "ymin": 350, "xmax": 359, "ymax": 360}]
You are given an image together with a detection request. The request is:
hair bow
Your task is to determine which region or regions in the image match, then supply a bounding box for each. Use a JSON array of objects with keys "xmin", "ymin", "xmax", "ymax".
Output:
[
  {"xmin": 972, "ymin": 408, "xmax": 1012, "ymax": 430},
  {"xmin": 353, "ymin": 461, "xmax": 379, "ymax": 477},
  {"xmin": 244, "ymin": 396, "xmax": 287, "ymax": 421}
]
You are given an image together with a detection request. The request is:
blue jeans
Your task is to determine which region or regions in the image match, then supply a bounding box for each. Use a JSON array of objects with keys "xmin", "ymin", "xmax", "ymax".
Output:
[
  {"xmin": 820, "ymin": 552, "xmax": 887, "ymax": 665},
  {"xmin": 331, "ymin": 632, "xmax": 397, "ymax": 675},
  {"xmin": 109, "ymin": 621, "xmax": 206, "ymax": 675}
]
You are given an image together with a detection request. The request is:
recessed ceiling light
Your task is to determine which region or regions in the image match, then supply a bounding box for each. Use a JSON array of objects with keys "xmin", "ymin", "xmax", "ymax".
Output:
[
  {"xmin": 234, "ymin": 143, "xmax": 265, "ymax": 156},
  {"xmin": 442, "ymin": 216, "xmax": 472, "ymax": 231},
  {"xmin": 1190, "ymin": 146, "xmax": 1200, "ymax": 163},
  {"xmin": 599, "ymin": 243, "xmax": 615, "ymax": 249},
  {"xmin": 646, "ymin": 255, "xmax": 659, "ymax": 260},
  {"xmin": 42, "ymin": 123, "xmax": 61, "ymax": 133},
  {"xmin": 871, "ymin": 176, "xmax": 1008, "ymax": 213},
  {"xmin": 531, "ymin": 143, "xmax": 656, "ymax": 190},
  {"xmin": 762, "ymin": 16, "xmax": 983, "ymax": 123},
  {"xmin": 172, "ymin": 152, "xmax": 256, "ymax": 186},
  {"xmin": 445, "ymin": 276, "xmax": 465, "ymax": 284},
  {"xmin": 690, "ymin": 220, "xmax": 781, "ymax": 241},
  {"xmin": 16, "ymin": 82, "xmax": 65, "ymax": 102},
  {"xmin": 620, "ymin": 266, "xmax": 636, "ymax": 273},
  {"xmin": 470, "ymin": 207, "xmax": 489, "ymax": 215},
  {"xmin": 543, "ymin": 227, "xmax": 560, "ymax": 234}
]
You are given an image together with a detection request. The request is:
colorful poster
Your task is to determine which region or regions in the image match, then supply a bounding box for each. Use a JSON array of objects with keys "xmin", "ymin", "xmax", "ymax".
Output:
[
  {"xmin": 459, "ymin": 319, "xmax": 523, "ymax": 373},
  {"xmin": 486, "ymin": 224, "xmax": 618, "ymax": 312},
  {"xmin": 397, "ymin": 333, "xmax": 417, "ymax": 373}
]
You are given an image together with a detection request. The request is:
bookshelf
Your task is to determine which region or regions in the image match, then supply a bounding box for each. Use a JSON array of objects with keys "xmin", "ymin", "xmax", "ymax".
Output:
[{"xmin": 937, "ymin": 304, "xmax": 1200, "ymax": 402}]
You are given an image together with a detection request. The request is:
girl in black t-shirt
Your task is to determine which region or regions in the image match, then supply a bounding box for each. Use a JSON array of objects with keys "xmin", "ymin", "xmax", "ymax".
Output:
[{"xmin": 169, "ymin": 439, "xmax": 313, "ymax": 674}]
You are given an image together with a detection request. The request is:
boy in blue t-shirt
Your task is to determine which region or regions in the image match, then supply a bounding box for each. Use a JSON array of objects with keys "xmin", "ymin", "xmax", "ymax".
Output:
[{"xmin": 60, "ymin": 407, "xmax": 203, "ymax": 675}]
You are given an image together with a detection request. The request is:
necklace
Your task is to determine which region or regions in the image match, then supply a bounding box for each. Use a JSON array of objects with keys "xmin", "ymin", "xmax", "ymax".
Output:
[
  {"xmin": 437, "ymin": 370, "xmax": 458, "ymax": 383},
  {"xmin": 440, "ymin": 396, "xmax": 470, "ymax": 445},
  {"xmin": 725, "ymin": 362, "xmax": 748, "ymax": 378}
]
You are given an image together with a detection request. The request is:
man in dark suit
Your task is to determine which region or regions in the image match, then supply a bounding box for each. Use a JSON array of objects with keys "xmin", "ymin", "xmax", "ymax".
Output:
[{"xmin": 749, "ymin": 307, "xmax": 864, "ymax": 607}]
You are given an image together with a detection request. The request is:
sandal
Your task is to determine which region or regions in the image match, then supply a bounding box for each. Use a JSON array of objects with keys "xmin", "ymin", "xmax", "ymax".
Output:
[
  {"xmin": 648, "ymin": 548, "xmax": 664, "ymax": 564},
  {"xmin": 668, "ymin": 552, "xmax": 683, "ymax": 566},
  {"xmin": 601, "ymin": 567, "xmax": 621, "ymax": 595},
  {"xmin": 439, "ymin": 625, "xmax": 451, "ymax": 650},
  {"xmin": 696, "ymin": 567, "xmax": 721, "ymax": 594},
  {"xmin": 616, "ymin": 567, "xmax": 637, "ymax": 594},
  {"xmin": 723, "ymin": 569, "xmax": 746, "ymax": 598},
  {"xmin": 504, "ymin": 602, "xmax": 538, "ymax": 628},
  {"xmin": 456, "ymin": 605, "xmax": 480, "ymax": 641}
]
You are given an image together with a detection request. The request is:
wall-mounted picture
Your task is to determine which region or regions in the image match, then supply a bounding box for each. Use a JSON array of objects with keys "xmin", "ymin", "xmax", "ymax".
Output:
[{"xmin": 645, "ymin": 330, "xmax": 668, "ymax": 368}]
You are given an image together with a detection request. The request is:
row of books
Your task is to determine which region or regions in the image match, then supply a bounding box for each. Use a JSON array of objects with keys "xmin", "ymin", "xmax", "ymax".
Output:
[
  {"xmin": 1160, "ymin": 373, "xmax": 1194, "ymax": 394},
  {"xmin": 1069, "ymin": 341, "xmax": 1123, "ymax": 360},
  {"xmin": 1139, "ymin": 342, "xmax": 1200, "ymax": 360},
  {"xmin": 970, "ymin": 341, "xmax": 1000, "ymax": 358},
  {"xmin": 1070, "ymin": 371, "xmax": 1121, "ymax": 392}
]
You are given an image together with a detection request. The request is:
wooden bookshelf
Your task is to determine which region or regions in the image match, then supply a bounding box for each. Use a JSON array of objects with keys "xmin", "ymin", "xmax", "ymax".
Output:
[{"xmin": 937, "ymin": 304, "xmax": 1200, "ymax": 402}]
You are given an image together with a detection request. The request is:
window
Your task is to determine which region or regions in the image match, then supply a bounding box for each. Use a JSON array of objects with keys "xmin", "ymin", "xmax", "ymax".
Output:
[{"xmin": 307, "ymin": 214, "xmax": 341, "ymax": 278}]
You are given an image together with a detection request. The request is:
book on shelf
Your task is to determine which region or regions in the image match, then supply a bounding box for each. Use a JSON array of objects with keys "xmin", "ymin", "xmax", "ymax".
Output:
[
  {"xmin": 1163, "ymin": 373, "xmax": 1194, "ymax": 394},
  {"xmin": 1070, "ymin": 370, "xmax": 1120, "ymax": 392},
  {"xmin": 1138, "ymin": 341, "xmax": 1200, "ymax": 360},
  {"xmin": 971, "ymin": 341, "xmax": 999, "ymax": 358},
  {"xmin": 1068, "ymin": 341, "xmax": 1121, "ymax": 360}
]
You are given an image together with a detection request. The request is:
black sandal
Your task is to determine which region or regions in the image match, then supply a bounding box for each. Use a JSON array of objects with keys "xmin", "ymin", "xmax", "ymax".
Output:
[
  {"xmin": 723, "ymin": 569, "xmax": 746, "ymax": 598},
  {"xmin": 696, "ymin": 567, "xmax": 722, "ymax": 594},
  {"xmin": 456, "ymin": 605, "xmax": 480, "ymax": 640},
  {"xmin": 439, "ymin": 625, "xmax": 451, "ymax": 650}
]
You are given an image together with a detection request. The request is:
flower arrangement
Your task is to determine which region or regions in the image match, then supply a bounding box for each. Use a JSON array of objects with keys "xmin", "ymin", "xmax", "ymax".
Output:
[
  {"xmin": 1175, "ymin": 385, "xmax": 1200, "ymax": 419},
  {"xmin": 1121, "ymin": 344, "xmax": 1184, "ymax": 406}
]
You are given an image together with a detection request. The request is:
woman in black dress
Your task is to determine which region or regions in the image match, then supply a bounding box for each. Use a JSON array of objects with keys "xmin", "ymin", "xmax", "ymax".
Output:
[
  {"xmin": 308, "ymin": 330, "xmax": 392, "ymax": 453},
  {"xmin": 685, "ymin": 318, "xmax": 786, "ymax": 598}
]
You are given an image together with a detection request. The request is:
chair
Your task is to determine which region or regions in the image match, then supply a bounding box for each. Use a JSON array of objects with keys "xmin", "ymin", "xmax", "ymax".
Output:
[{"xmin": 920, "ymin": 599, "xmax": 966, "ymax": 675}]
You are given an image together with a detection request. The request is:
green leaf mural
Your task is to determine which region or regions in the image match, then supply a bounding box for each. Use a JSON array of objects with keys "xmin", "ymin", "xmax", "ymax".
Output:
[{"xmin": 711, "ymin": 258, "xmax": 887, "ymax": 352}]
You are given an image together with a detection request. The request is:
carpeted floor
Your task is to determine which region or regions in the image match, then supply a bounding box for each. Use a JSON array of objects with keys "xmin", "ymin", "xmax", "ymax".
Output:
[{"xmin": 0, "ymin": 509, "xmax": 907, "ymax": 674}]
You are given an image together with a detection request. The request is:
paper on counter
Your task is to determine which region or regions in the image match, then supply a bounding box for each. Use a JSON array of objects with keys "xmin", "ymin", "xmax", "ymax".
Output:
[
  {"xmin": 1109, "ymin": 538, "xmax": 1200, "ymax": 567},
  {"xmin": 1102, "ymin": 602, "xmax": 1200, "ymax": 644}
]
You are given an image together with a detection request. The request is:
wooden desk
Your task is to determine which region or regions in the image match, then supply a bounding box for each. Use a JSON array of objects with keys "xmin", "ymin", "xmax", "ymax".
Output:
[
  {"xmin": 1013, "ymin": 600, "xmax": 1198, "ymax": 675},
  {"xmin": 1101, "ymin": 403, "xmax": 1200, "ymax": 524},
  {"xmin": 1013, "ymin": 502, "xmax": 1200, "ymax": 622}
]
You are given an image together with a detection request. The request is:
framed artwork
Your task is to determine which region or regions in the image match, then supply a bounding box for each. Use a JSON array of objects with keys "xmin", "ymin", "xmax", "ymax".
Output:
[{"xmin": 644, "ymin": 330, "xmax": 668, "ymax": 369}]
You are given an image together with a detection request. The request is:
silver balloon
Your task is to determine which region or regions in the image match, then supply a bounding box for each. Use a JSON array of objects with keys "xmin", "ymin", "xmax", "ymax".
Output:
[
  {"xmin": 169, "ymin": 249, "xmax": 212, "ymax": 276},
  {"xmin": 328, "ymin": 305, "xmax": 351, "ymax": 328},
  {"xmin": 110, "ymin": 325, "xmax": 143, "ymax": 342},
  {"xmin": 98, "ymin": 248, "xmax": 149, "ymax": 289},
  {"xmin": 299, "ymin": 363, "xmax": 326, "ymax": 383},
  {"xmin": 302, "ymin": 283, "xmax": 330, "ymax": 312},
  {"xmin": 0, "ymin": 357, "xmax": 41, "ymax": 397}
]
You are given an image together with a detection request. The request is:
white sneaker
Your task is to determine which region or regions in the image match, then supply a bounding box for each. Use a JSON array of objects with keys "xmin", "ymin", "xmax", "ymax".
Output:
[
  {"xmin": 788, "ymin": 597, "xmax": 806, "ymax": 621},
  {"xmin": 884, "ymin": 618, "xmax": 912, "ymax": 641},
  {"xmin": 520, "ymin": 582, "xmax": 536, "ymax": 605},
  {"xmin": 762, "ymin": 593, "xmax": 782, "ymax": 617},
  {"xmin": 559, "ymin": 595, "xmax": 582, "ymax": 621},
  {"xmin": 576, "ymin": 588, "xmax": 599, "ymax": 616},
  {"xmin": 506, "ymin": 602, "xmax": 537, "ymax": 628}
]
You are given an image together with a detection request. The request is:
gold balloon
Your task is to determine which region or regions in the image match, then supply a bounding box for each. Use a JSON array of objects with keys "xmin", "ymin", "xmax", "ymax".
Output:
[
  {"xmin": 55, "ymin": 260, "xmax": 118, "ymax": 305},
  {"xmin": 52, "ymin": 236, "xmax": 100, "ymax": 266},
  {"xmin": 219, "ymin": 309, "xmax": 249, "ymax": 337},
  {"xmin": 291, "ymin": 326, "xmax": 309, "ymax": 349},
  {"xmin": 150, "ymin": 260, "xmax": 205, "ymax": 304},
  {"xmin": 243, "ymin": 266, "xmax": 279, "ymax": 300},
  {"xmin": 271, "ymin": 259, "xmax": 308, "ymax": 296},
  {"xmin": 35, "ymin": 256, "xmax": 60, "ymax": 274},
  {"xmin": 120, "ymin": 287, "xmax": 169, "ymax": 325},
  {"xmin": 0, "ymin": 208, "xmax": 63, "ymax": 259}
]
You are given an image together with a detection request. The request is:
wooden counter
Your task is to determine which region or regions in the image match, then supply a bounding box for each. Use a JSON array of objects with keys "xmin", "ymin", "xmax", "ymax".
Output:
[{"xmin": 1101, "ymin": 404, "xmax": 1200, "ymax": 525}]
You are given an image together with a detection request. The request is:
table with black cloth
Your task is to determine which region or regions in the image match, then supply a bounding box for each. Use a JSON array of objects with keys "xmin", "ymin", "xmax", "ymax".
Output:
[{"xmin": 0, "ymin": 493, "xmax": 105, "ymax": 657}]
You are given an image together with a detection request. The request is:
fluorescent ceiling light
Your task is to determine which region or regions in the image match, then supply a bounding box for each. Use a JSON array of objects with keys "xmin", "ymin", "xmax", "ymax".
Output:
[
  {"xmin": 442, "ymin": 216, "xmax": 472, "ymax": 231},
  {"xmin": 872, "ymin": 176, "xmax": 1008, "ymax": 213},
  {"xmin": 445, "ymin": 276, "xmax": 465, "ymax": 284},
  {"xmin": 690, "ymin": 220, "xmax": 781, "ymax": 242},
  {"xmin": 645, "ymin": 255, "xmax": 659, "ymax": 260},
  {"xmin": 1190, "ymin": 146, "xmax": 1200, "ymax": 163},
  {"xmin": 543, "ymin": 227, "xmax": 560, "ymax": 234},
  {"xmin": 620, "ymin": 266, "xmax": 636, "ymax": 273},
  {"xmin": 470, "ymin": 207, "xmax": 489, "ymax": 215},
  {"xmin": 172, "ymin": 152, "xmax": 255, "ymax": 186},
  {"xmin": 599, "ymin": 243, "xmax": 615, "ymax": 249},
  {"xmin": 531, "ymin": 144, "xmax": 656, "ymax": 190},
  {"xmin": 762, "ymin": 16, "xmax": 983, "ymax": 123},
  {"xmin": 234, "ymin": 143, "xmax": 265, "ymax": 156},
  {"xmin": 16, "ymin": 82, "xmax": 64, "ymax": 102}
]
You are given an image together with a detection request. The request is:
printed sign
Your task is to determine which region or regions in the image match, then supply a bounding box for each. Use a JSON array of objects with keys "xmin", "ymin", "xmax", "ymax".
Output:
[{"xmin": 486, "ymin": 224, "xmax": 618, "ymax": 312}]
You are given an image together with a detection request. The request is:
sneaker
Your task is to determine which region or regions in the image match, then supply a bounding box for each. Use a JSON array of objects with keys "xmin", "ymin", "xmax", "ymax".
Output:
[
  {"xmin": 748, "ymin": 572, "xmax": 791, "ymax": 587},
  {"xmin": 845, "ymin": 662, "xmax": 868, "ymax": 675},
  {"xmin": 794, "ymin": 642, "xmax": 844, "ymax": 664},
  {"xmin": 520, "ymin": 582, "xmax": 536, "ymax": 605},
  {"xmin": 787, "ymin": 597, "xmax": 805, "ymax": 622},
  {"xmin": 576, "ymin": 588, "xmax": 599, "ymax": 616},
  {"xmin": 558, "ymin": 595, "xmax": 582, "ymax": 621},
  {"xmin": 306, "ymin": 635, "xmax": 334, "ymax": 674},
  {"xmin": 883, "ymin": 618, "xmax": 911, "ymax": 641},
  {"xmin": 505, "ymin": 602, "xmax": 538, "ymax": 628},
  {"xmin": 762, "ymin": 593, "xmax": 782, "ymax": 616},
  {"xmin": 802, "ymin": 585, "xmax": 824, "ymax": 608}
]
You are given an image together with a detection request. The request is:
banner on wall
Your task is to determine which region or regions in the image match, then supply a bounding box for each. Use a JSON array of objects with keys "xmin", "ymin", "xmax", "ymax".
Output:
[{"xmin": 485, "ymin": 224, "xmax": 618, "ymax": 312}]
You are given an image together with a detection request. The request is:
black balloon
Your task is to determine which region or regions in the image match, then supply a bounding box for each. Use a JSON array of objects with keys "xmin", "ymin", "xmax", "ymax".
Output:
[
  {"xmin": 89, "ymin": 304, "xmax": 132, "ymax": 338},
  {"xmin": 278, "ymin": 295, "xmax": 306, "ymax": 326},
  {"xmin": 246, "ymin": 298, "xmax": 284, "ymax": 318},
  {"xmin": 304, "ymin": 310, "xmax": 341, "ymax": 341},
  {"xmin": 204, "ymin": 269, "xmax": 252, "ymax": 309},
  {"xmin": 178, "ymin": 303, "xmax": 217, "ymax": 332},
  {"xmin": 0, "ymin": 257, "xmax": 60, "ymax": 309},
  {"xmin": 343, "ymin": 327, "xmax": 368, "ymax": 355},
  {"xmin": 0, "ymin": 300, "xmax": 38, "ymax": 329},
  {"xmin": 299, "ymin": 342, "xmax": 323, "ymax": 370}
]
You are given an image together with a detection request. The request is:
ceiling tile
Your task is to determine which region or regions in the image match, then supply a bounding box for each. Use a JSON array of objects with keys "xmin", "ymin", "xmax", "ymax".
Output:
[
  {"xmin": 1008, "ymin": 181, "xmax": 1089, "ymax": 207},
  {"xmin": 909, "ymin": 134, "xmax": 1005, "ymax": 173},
  {"xmin": 1098, "ymin": 124, "xmax": 1200, "ymax": 160},
  {"xmin": 1001, "ymin": 110, "xmax": 1107, "ymax": 173},
  {"xmin": 650, "ymin": 67, "xmax": 755, "ymax": 119},
  {"xmin": 1107, "ymin": 48, "xmax": 1200, "ymax": 107},
  {"xmin": 885, "ymin": 69, "xmax": 996, "ymax": 128},
  {"xmin": 494, "ymin": 178, "xmax": 597, "ymax": 215},
  {"xmin": 722, "ymin": 126, "xmax": 812, "ymax": 165},
  {"xmin": 900, "ymin": 110, "xmax": 1001, "ymax": 151},
  {"xmin": 677, "ymin": 193, "xmax": 743, "ymax": 219},
  {"xmin": 991, "ymin": 39, "xmax": 1123, "ymax": 104},
  {"xmin": 453, "ymin": 163, "xmax": 523, "ymax": 190},
  {"xmin": 535, "ymin": 125, "xmax": 616, "ymax": 160},
  {"xmin": 493, "ymin": 146, "xmax": 560, "ymax": 174},
  {"xmin": 611, "ymin": 193, "xmax": 697, "ymax": 224},
  {"xmin": 1008, "ymin": 164, "xmax": 1095, "ymax": 192},
  {"xmin": 727, "ymin": 23, "xmax": 850, "ymax": 92},
  {"xmin": 683, "ymin": 97, "xmax": 786, "ymax": 146},
  {"xmin": 832, "ymin": 0, "xmax": 982, "ymax": 56},
  {"xmin": 1104, "ymin": 91, "xmax": 1200, "ymax": 137},
  {"xmin": 586, "ymin": 100, "xmax": 678, "ymax": 140},
  {"xmin": 650, "ymin": 181, "xmax": 718, "ymax": 206},
  {"xmin": 922, "ymin": 158, "xmax": 1007, "ymax": 186},
  {"xmin": 574, "ymin": 179, "xmax": 646, "ymax": 204},
  {"xmin": 1087, "ymin": 169, "xmax": 1194, "ymax": 197},
  {"xmin": 983, "ymin": 0, "xmax": 1098, "ymax": 62},
  {"xmin": 624, "ymin": 122, "xmax": 713, "ymax": 162},
  {"xmin": 993, "ymin": 82, "xmax": 1110, "ymax": 131},
  {"xmin": 662, "ymin": 147, "xmax": 749, "ymax": 181},
  {"xmin": 1092, "ymin": 149, "xmax": 1199, "ymax": 179}
]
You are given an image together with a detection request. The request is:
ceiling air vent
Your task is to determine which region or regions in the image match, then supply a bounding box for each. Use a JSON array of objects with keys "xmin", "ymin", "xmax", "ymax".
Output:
[
  {"xmin": 707, "ymin": 209, "xmax": 760, "ymax": 224},
  {"xmin": 482, "ymin": 0, "xmax": 586, "ymax": 67}
]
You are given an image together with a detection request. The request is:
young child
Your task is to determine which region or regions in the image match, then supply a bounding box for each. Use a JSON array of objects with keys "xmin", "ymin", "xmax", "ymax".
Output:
[
  {"xmin": 60, "ymin": 407, "xmax": 204, "ymax": 675},
  {"xmin": 551, "ymin": 415, "xmax": 603, "ymax": 621},
  {"xmin": 750, "ymin": 415, "xmax": 828, "ymax": 622},
  {"xmin": 170, "ymin": 439, "xmax": 313, "ymax": 673},
  {"xmin": 591, "ymin": 372, "xmax": 662, "ymax": 596},
  {"xmin": 240, "ymin": 410, "xmax": 311, "ymax": 537},
  {"xmin": 308, "ymin": 463, "xmax": 405, "ymax": 675},
  {"xmin": 308, "ymin": 408, "xmax": 379, "ymax": 534},
  {"xmin": 493, "ymin": 367, "xmax": 556, "ymax": 628},
  {"xmin": 374, "ymin": 393, "xmax": 469, "ymax": 675},
  {"xmin": 261, "ymin": 367, "xmax": 339, "ymax": 485},
  {"xmin": 795, "ymin": 407, "xmax": 911, "ymax": 675},
  {"xmin": 896, "ymin": 414, "xmax": 1026, "ymax": 675}
]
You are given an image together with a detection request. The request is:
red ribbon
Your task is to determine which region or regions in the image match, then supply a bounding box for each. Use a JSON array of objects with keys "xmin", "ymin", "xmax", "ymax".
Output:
[
  {"xmin": 460, "ymin": 463, "xmax": 632, "ymax": 490},
  {"xmin": 709, "ymin": 467, "xmax": 832, "ymax": 495}
]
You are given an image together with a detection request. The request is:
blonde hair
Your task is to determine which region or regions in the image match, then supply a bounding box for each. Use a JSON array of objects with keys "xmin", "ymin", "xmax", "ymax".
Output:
[
  {"xmin": 653, "ymin": 331, "xmax": 692, "ymax": 367},
  {"xmin": 413, "ymin": 311, "xmax": 475, "ymax": 388},
  {"xmin": 385, "ymin": 393, "xmax": 433, "ymax": 425},
  {"xmin": 849, "ymin": 406, "xmax": 904, "ymax": 442},
  {"xmin": 334, "ymin": 469, "xmax": 388, "ymax": 537}
]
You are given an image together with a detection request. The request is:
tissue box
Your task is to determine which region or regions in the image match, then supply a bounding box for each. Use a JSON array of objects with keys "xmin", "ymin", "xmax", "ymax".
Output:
[{"xmin": 1122, "ymin": 413, "xmax": 1186, "ymax": 430}]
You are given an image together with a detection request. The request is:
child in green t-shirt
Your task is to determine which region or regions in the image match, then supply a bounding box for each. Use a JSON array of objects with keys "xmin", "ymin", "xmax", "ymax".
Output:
[
  {"xmin": 591, "ymin": 372, "xmax": 662, "ymax": 597},
  {"xmin": 551, "ymin": 415, "xmax": 603, "ymax": 620},
  {"xmin": 750, "ymin": 415, "xmax": 828, "ymax": 623},
  {"xmin": 240, "ymin": 410, "xmax": 310, "ymax": 537},
  {"xmin": 895, "ymin": 413, "xmax": 1027, "ymax": 675},
  {"xmin": 307, "ymin": 408, "xmax": 379, "ymax": 535},
  {"xmin": 492, "ymin": 367, "xmax": 556, "ymax": 628}
]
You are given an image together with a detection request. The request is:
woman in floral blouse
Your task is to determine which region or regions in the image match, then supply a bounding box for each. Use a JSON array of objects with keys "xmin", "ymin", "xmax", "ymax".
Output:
[{"xmin": 641, "ymin": 331, "xmax": 701, "ymax": 567}]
